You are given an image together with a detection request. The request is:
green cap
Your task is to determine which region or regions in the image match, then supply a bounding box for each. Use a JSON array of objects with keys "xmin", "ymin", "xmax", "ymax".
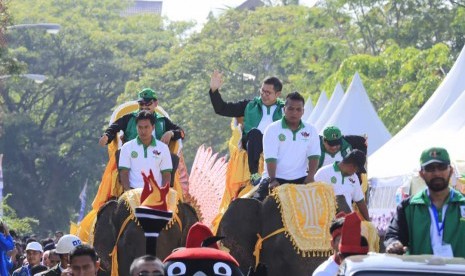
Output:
[
  {"xmin": 323, "ymin": 126, "xmax": 342, "ymax": 146},
  {"xmin": 420, "ymin": 147, "xmax": 450, "ymax": 167},
  {"xmin": 137, "ymin": 88, "xmax": 157, "ymax": 102}
]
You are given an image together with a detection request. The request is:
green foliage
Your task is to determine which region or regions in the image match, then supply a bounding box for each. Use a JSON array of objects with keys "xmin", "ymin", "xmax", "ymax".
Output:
[
  {"xmin": 2, "ymin": 194, "xmax": 39, "ymax": 235},
  {"xmin": 321, "ymin": 43, "xmax": 453, "ymax": 134},
  {"xmin": 322, "ymin": 0, "xmax": 465, "ymax": 54},
  {"xmin": 1, "ymin": 0, "xmax": 190, "ymax": 234}
]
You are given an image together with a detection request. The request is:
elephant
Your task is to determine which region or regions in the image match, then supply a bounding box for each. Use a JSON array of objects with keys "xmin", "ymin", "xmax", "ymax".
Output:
[
  {"xmin": 93, "ymin": 196, "xmax": 198, "ymax": 276},
  {"xmin": 217, "ymin": 197, "xmax": 328, "ymax": 276}
]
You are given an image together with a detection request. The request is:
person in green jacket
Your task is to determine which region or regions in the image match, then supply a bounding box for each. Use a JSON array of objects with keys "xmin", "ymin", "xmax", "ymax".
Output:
[
  {"xmin": 318, "ymin": 126, "xmax": 354, "ymax": 169},
  {"xmin": 209, "ymin": 70, "xmax": 284, "ymax": 184},
  {"xmin": 385, "ymin": 147, "xmax": 465, "ymax": 257},
  {"xmin": 98, "ymin": 88, "xmax": 185, "ymax": 186}
]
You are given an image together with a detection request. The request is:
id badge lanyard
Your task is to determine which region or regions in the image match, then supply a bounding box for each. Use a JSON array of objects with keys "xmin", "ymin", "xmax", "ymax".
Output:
[{"xmin": 429, "ymin": 190, "xmax": 454, "ymax": 237}]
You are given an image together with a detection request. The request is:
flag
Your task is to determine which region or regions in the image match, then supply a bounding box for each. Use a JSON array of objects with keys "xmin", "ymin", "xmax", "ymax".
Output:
[{"xmin": 78, "ymin": 179, "xmax": 88, "ymax": 223}]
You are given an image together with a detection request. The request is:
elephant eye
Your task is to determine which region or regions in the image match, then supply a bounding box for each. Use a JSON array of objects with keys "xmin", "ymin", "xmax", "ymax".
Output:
[
  {"xmin": 166, "ymin": 262, "xmax": 186, "ymax": 276},
  {"xmin": 213, "ymin": 262, "xmax": 232, "ymax": 276}
]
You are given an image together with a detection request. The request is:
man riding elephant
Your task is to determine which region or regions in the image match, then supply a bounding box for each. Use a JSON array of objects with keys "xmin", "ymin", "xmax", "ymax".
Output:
[
  {"xmin": 99, "ymin": 88, "xmax": 185, "ymax": 186},
  {"xmin": 318, "ymin": 126, "xmax": 354, "ymax": 168},
  {"xmin": 253, "ymin": 92, "xmax": 320, "ymax": 201},
  {"xmin": 118, "ymin": 111, "xmax": 172, "ymax": 190},
  {"xmin": 209, "ymin": 70, "xmax": 285, "ymax": 184}
]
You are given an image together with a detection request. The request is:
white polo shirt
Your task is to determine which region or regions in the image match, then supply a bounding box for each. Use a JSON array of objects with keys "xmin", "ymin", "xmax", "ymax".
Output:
[
  {"xmin": 263, "ymin": 118, "xmax": 320, "ymax": 180},
  {"xmin": 314, "ymin": 162, "xmax": 364, "ymax": 209},
  {"xmin": 256, "ymin": 105, "xmax": 278, "ymax": 133},
  {"xmin": 119, "ymin": 136, "xmax": 172, "ymax": 188}
]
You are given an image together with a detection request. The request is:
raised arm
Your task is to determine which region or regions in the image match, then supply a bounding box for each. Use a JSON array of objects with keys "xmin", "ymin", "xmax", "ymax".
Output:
[{"xmin": 209, "ymin": 70, "xmax": 250, "ymax": 117}]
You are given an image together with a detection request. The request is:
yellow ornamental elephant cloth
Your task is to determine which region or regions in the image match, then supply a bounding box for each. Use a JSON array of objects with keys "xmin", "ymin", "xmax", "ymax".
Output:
[
  {"xmin": 213, "ymin": 118, "xmax": 264, "ymax": 233},
  {"xmin": 272, "ymin": 183, "xmax": 336, "ymax": 256}
]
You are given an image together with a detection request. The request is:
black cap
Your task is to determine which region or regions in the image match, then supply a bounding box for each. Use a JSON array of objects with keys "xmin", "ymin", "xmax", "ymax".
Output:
[{"xmin": 344, "ymin": 149, "xmax": 366, "ymax": 173}]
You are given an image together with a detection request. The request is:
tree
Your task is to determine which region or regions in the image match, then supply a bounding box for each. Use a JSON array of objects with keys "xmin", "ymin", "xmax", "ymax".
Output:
[
  {"xmin": 322, "ymin": 0, "xmax": 465, "ymax": 55},
  {"xmin": 1, "ymin": 0, "xmax": 190, "ymax": 234},
  {"xmin": 321, "ymin": 43, "xmax": 453, "ymax": 134},
  {"xmin": 2, "ymin": 194, "xmax": 39, "ymax": 236}
]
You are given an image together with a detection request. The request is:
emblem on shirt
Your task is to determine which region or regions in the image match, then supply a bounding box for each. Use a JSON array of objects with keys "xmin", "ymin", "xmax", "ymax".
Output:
[
  {"xmin": 278, "ymin": 133, "xmax": 286, "ymax": 141},
  {"xmin": 131, "ymin": 151, "xmax": 138, "ymax": 158},
  {"xmin": 331, "ymin": 176, "xmax": 337, "ymax": 184},
  {"xmin": 153, "ymin": 150, "xmax": 161, "ymax": 156},
  {"xmin": 301, "ymin": 131, "xmax": 310, "ymax": 138},
  {"xmin": 461, "ymin": 205, "xmax": 465, "ymax": 218},
  {"xmin": 348, "ymin": 177, "xmax": 355, "ymax": 183}
]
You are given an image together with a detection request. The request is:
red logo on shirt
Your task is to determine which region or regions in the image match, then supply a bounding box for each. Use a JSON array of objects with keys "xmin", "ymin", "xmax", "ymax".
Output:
[
  {"xmin": 348, "ymin": 178, "xmax": 355, "ymax": 183},
  {"xmin": 301, "ymin": 132, "xmax": 310, "ymax": 138},
  {"xmin": 153, "ymin": 150, "xmax": 161, "ymax": 156}
]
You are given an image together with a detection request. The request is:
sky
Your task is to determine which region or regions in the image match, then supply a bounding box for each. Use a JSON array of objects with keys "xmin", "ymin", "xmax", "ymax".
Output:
[{"xmin": 162, "ymin": 0, "xmax": 318, "ymax": 29}]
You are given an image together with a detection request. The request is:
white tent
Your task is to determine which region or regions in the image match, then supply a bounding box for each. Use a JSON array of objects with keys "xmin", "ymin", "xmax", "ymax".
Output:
[
  {"xmin": 369, "ymin": 89, "xmax": 465, "ymax": 180},
  {"xmin": 324, "ymin": 73, "xmax": 392, "ymax": 155},
  {"xmin": 314, "ymin": 83, "xmax": 344, "ymax": 132},
  {"xmin": 302, "ymin": 95, "xmax": 314, "ymax": 122},
  {"xmin": 367, "ymin": 46, "xmax": 465, "ymax": 212},
  {"xmin": 369, "ymin": 45, "xmax": 465, "ymax": 179},
  {"xmin": 306, "ymin": 90, "xmax": 328, "ymax": 125}
]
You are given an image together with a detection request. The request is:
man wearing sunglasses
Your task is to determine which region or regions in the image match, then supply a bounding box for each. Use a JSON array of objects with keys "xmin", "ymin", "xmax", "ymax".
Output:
[
  {"xmin": 209, "ymin": 70, "xmax": 285, "ymax": 184},
  {"xmin": 318, "ymin": 126, "xmax": 354, "ymax": 169},
  {"xmin": 385, "ymin": 147, "xmax": 465, "ymax": 257},
  {"xmin": 99, "ymin": 88, "xmax": 185, "ymax": 186}
]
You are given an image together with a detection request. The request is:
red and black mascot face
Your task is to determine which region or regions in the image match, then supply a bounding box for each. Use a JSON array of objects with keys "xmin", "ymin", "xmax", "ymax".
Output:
[{"xmin": 163, "ymin": 222, "xmax": 244, "ymax": 276}]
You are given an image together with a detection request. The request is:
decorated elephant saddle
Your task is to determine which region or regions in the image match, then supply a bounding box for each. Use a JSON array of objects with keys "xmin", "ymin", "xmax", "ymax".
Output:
[
  {"xmin": 272, "ymin": 182, "xmax": 336, "ymax": 256},
  {"xmin": 119, "ymin": 187, "xmax": 180, "ymax": 228}
]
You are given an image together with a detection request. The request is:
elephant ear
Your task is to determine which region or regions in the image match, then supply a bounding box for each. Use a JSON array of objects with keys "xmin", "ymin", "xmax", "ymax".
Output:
[{"xmin": 217, "ymin": 198, "xmax": 262, "ymax": 272}]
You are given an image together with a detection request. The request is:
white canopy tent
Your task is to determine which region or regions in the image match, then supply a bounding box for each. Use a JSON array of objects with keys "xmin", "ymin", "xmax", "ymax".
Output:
[
  {"xmin": 324, "ymin": 73, "xmax": 392, "ymax": 155},
  {"xmin": 368, "ymin": 45, "xmax": 465, "ymax": 211},
  {"xmin": 306, "ymin": 90, "xmax": 328, "ymax": 125},
  {"xmin": 369, "ymin": 45, "xmax": 465, "ymax": 179},
  {"xmin": 302, "ymin": 95, "xmax": 314, "ymax": 122},
  {"xmin": 314, "ymin": 83, "xmax": 344, "ymax": 132}
]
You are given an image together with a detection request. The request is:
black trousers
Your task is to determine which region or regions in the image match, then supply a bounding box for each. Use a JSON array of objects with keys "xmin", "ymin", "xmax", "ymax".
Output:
[
  {"xmin": 170, "ymin": 153, "xmax": 179, "ymax": 187},
  {"xmin": 253, "ymin": 176, "xmax": 306, "ymax": 201},
  {"xmin": 243, "ymin": 128, "xmax": 263, "ymax": 175}
]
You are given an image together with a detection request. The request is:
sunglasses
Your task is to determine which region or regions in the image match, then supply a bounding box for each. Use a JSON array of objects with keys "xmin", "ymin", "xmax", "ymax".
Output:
[
  {"xmin": 423, "ymin": 163, "xmax": 449, "ymax": 173},
  {"xmin": 138, "ymin": 101, "xmax": 154, "ymax": 107},
  {"xmin": 324, "ymin": 139, "xmax": 341, "ymax": 147}
]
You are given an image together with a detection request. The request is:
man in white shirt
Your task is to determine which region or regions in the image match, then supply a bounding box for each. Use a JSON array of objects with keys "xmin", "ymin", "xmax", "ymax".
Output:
[
  {"xmin": 253, "ymin": 92, "xmax": 320, "ymax": 201},
  {"xmin": 314, "ymin": 149, "xmax": 370, "ymax": 221},
  {"xmin": 119, "ymin": 110, "xmax": 172, "ymax": 190}
]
